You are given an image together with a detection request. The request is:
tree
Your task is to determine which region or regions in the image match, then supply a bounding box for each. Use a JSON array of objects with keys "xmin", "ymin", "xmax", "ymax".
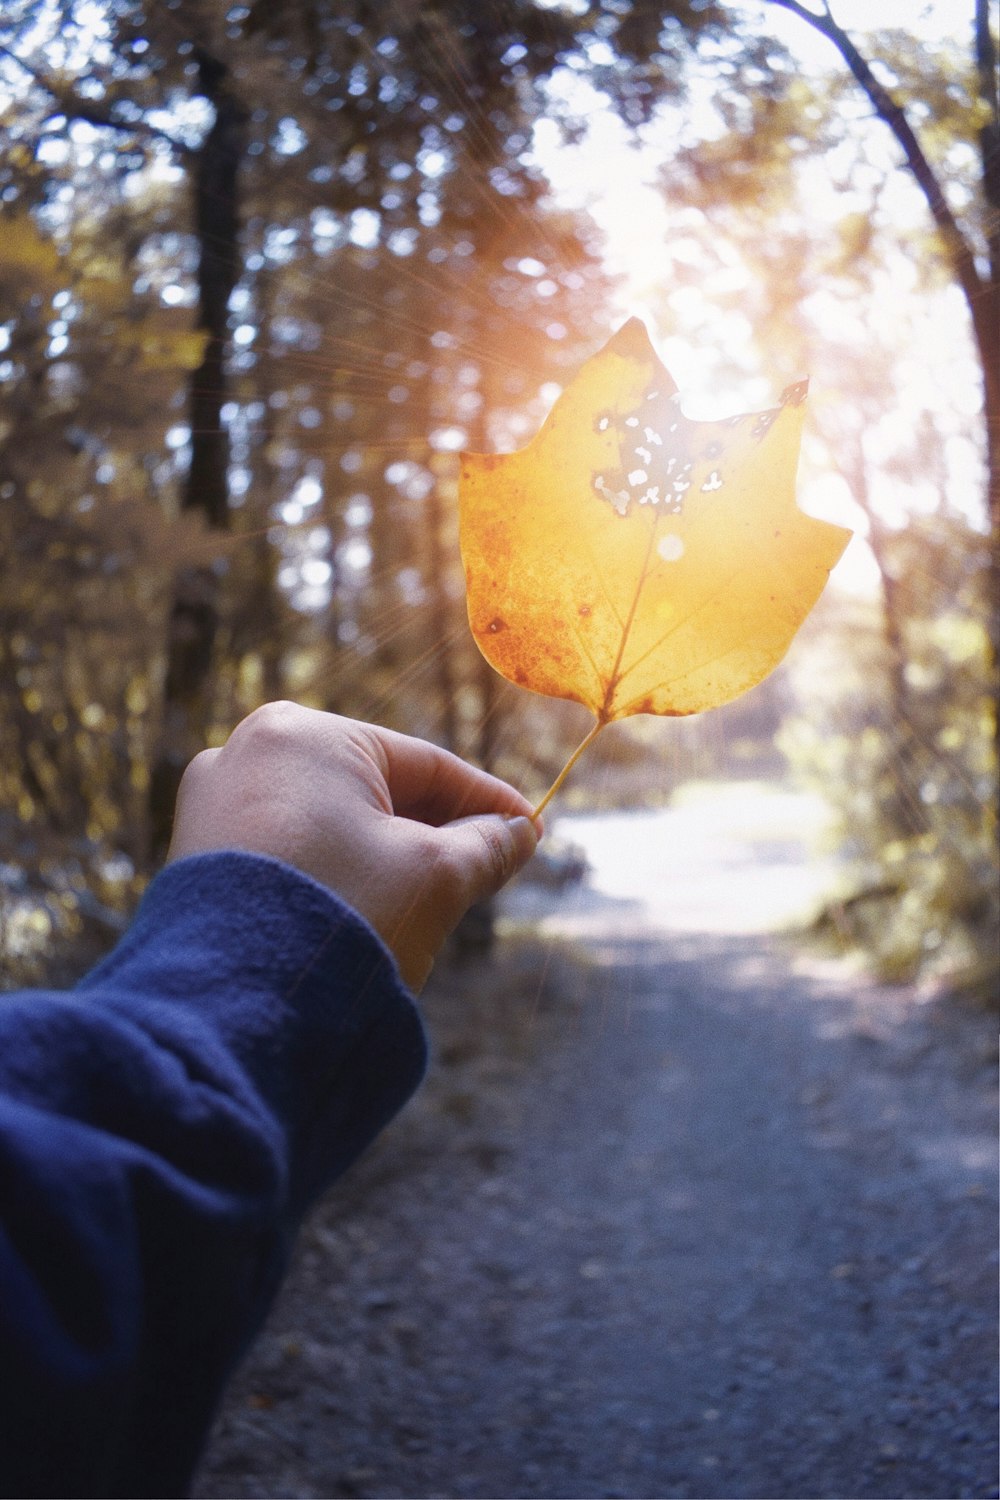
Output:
[
  {"xmin": 587, "ymin": 0, "xmax": 995, "ymax": 988},
  {"xmin": 768, "ymin": 1, "xmax": 998, "ymax": 518},
  {"xmin": 2, "ymin": 0, "xmax": 729, "ymax": 932},
  {"xmin": 0, "ymin": 195, "xmax": 211, "ymax": 979},
  {"xmin": 762, "ymin": 1, "xmax": 998, "ymax": 739}
]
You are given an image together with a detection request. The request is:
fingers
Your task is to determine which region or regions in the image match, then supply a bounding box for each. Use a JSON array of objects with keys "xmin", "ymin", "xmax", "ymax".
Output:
[
  {"xmin": 163, "ymin": 705, "xmax": 542, "ymax": 994},
  {"xmin": 368, "ymin": 725, "xmax": 535, "ymax": 826},
  {"xmin": 434, "ymin": 813, "xmax": 540, "ymax": 908}
]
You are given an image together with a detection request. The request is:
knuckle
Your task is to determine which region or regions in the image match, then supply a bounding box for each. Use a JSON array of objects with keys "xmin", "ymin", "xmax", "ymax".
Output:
[
  {"xmin": 473, "ymin": 818, "xmax": 510, "ymax": 890},
  {"xmin": 231, "ymin": 699, "xmax": 302, "ymax": 753},
  {"xmin": 186, "ymin": 746, "xmax": 216, "ymax": 776},
  {"xmin": 178, "ymin": 747, "xmax": 217, "ymax": 793}
]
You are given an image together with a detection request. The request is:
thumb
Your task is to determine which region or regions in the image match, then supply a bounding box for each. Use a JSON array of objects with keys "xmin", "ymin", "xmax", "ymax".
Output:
[{"xmin": 437, "ymin": 813, "xmax": 539, "ymax": 908}]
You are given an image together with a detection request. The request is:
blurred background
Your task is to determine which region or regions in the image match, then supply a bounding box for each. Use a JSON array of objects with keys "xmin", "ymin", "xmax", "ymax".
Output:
[
  {"xmin": 2, "ymin": 7, "xmax": 998, "ymax": 1496},
  {"xmin": 0, "ymin": 0, "xmax": 996, "ymax": 998}
]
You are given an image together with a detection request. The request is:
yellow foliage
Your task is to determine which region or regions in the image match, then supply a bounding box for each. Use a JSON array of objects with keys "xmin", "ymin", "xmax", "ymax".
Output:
[
  {"xmin": 116, "ymin": 317, "xmax": 209, "ymax": 373},
  {"xmin": 930, "ymin": 612, "xmax": 989, "ymax": 664},
  {"xmin": 0, "ymin": 214, "xmax": 61, "ymax": 296},
  {"xmin": 125, "ymin": 679, "xmax": 149, "ymax": 715}
]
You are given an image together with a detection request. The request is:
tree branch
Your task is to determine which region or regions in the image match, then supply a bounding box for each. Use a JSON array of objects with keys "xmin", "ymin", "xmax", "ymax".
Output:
[
  {"xmin": 0, "ymin": 41, "xmax": 183, "ymax": 149},
  {"xmin": 767, "ymin": 0, "xmax": 995, "ymax": 438},
  {"xmin": 766, "ymin": 0, "xmax": 989, "ymax": 335}
]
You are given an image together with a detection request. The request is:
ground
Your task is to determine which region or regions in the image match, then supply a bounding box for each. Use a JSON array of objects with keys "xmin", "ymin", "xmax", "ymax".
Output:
[{"xmin": 194, "ymin": 792, "xmax": 998, "ymax": 1500}]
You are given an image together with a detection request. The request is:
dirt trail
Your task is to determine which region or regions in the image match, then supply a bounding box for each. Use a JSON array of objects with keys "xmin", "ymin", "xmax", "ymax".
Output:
[{"xmin": 196, "ymin": 798, "xmax": 998, "ymax": 1500}]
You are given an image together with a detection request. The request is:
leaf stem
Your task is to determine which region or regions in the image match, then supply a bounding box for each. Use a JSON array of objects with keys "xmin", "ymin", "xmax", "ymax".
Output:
[{"xmin": 530, "ymin": 718, "xmax": 606, "ymax": 821}]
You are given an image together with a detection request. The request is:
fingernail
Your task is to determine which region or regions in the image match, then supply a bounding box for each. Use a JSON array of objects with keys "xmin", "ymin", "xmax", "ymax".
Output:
[
  {"xmin": 506, "ymin": 814, "xmax": 540, "ymax": 865},
  {"xmin": 503, "ymin": 811, "xmax": 543, "ymax": 839}
]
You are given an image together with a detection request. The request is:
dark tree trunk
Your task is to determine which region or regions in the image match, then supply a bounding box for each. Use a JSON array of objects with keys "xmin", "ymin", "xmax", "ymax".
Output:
[
  {"xmin": 426, "ymin": 470, "xmax": 461, "ymax": 754},
  {"xmin": 149, "ymin": 52, "xmax": 246, "ymax": 861},
  {"xmin": 474, "ymin": 650, "xmax": 502, "ymax": 776},
  {"xmin": 232, "ymin": 269, "xmax": 285, "ymax": 705},
  {"xmin": 465, "ymin": 391, "xmax": 503, "ymax": 775},
  {"xmin": 452, "ymin": 380, "xmax": 503, "ymax": 957},
  {"xmin": 974, "ymin": 0, "xmax": 1000, "ymax": 758}
]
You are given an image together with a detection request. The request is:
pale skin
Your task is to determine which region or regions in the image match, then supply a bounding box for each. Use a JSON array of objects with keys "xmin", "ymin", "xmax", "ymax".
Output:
[{"xmin": 167, "ymin": 701, "xmax": 541, "ymax": 992}]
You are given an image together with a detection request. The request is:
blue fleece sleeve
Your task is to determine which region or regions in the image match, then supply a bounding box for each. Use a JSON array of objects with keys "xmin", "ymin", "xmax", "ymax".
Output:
[{"xmin": 0, "ymin": 851, "xmax": 427, "ymax": 1499}]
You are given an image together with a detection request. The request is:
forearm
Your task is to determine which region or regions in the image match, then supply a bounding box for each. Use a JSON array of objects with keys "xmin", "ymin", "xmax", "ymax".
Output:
[{"xmin": 0, "ymin": 852, "xmax": 426, "ymax": 1498}]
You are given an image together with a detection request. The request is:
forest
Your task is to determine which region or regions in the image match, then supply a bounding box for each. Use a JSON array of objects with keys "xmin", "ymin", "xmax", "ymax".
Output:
[
  {"xmin": 1, "ymin": 5, "xmax": 998, "ymax": 1497},
  {"xmin": 0, "ymin": 0, "xmax": 997, "ymax": 998}
]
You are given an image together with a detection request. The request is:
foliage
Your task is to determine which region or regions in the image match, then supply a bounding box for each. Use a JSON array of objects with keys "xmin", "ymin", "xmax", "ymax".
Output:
[
  {"xmin": 0, "ymin": 202, "xmax": 215, "ymax": 978},
  {"xmin": 0, "ymin": 0, "xmax": 693, "ymax": 980},
  {"xmin": 0, "ymin": 0, "xmax": 994, "ymax": 994},
  {"xmin": 780, "ymin": 517, "xmax": 997, "ymax": 996},
  {"xmin": 628, "ymin": 1, "xmax": 998, "ymax": 993}
]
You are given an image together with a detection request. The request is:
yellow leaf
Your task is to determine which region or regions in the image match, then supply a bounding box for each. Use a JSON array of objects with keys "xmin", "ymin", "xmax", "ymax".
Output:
[{"xmin": 459, "ymin": 318, "xmax": 851, "ymax": 809}]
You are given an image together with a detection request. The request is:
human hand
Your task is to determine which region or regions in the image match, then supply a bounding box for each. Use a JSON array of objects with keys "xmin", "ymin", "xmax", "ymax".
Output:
[{"xmin": 167, "ymin": 702, "xmax": 540, "ymax": 990}]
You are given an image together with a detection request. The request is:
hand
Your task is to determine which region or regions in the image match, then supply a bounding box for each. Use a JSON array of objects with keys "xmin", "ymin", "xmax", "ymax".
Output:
[{"xmin": 167, "ymin": 702, "xmax": 540, "ymax": 990}]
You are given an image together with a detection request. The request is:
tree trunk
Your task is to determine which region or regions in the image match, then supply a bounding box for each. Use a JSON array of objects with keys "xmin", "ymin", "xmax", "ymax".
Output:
[
  {"xmin": 769, "ymin": 0, "xmax": 1000, "ymax": 758},
  {"xmin": 425, "ymin": 464, "xmax": 462, "ymax": 754},
  {"xmin": 452, "ymin": 379, "xmax": 503, "ymax": 955},
  {"xmin": 148, "ymin": 52, "xmax": 246, "ymax": 861},
  {"xmin": 974, "ymin": 0, "xmax": 1000, "ymax": 757}
]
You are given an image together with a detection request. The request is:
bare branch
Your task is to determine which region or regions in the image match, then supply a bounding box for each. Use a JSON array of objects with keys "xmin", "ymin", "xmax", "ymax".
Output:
[
  {"xmin": 765, "ymin": 3, "xmax": 975, "ymax": 274},
  {"xmin": 0, "ymin": 40, "xmax": 55, "ymax": 94},
  {"xmin": 766, "ymin": 0, "xmax": 995, "ymax": 409},
  {"xmin": 766, "ymin": 0, "xmax": 831, "ymax": 23},
  {"xmin": 0, "ymin": 41, "xmax": 183, "ymax": 150}
]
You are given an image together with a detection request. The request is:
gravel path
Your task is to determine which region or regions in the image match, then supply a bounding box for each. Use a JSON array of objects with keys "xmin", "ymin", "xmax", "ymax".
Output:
[{"xmin": 195, "ymin": 904, "xmax": 997, "ymax": 1499}]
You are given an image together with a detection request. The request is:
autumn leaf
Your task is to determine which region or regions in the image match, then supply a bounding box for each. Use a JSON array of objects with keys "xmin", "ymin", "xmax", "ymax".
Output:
[{"xmin": 459, "ymin": 317, "xmax": 851, "ymax": 814}]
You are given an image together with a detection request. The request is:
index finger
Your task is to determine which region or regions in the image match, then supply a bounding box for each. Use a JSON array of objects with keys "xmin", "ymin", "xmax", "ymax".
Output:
[{"xmin": 362, "ymin": 724, "xmax": 535, "ymax": 827}]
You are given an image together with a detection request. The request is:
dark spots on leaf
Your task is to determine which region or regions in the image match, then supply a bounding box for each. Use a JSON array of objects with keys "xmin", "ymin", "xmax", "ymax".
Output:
[
  {"xmin": 752, "ymin": 410, "xmax": 778, "ymax": 442},
  {"xmin": 488, "ymin": 617, "xmax": 507, "ymax": 634},
  {"xmin": 578, "ymin": 603, "xmax": 592, "ymax": 617},
  {"xmin": 780, "ymin": 378, "xmax": 809, "ymax": 407},
  {"xmin": 635, "ymin": 697, "xmax": 655, "ymax": 715},
  {"xmin": 773, "ymin": 529, "xmax": 782, "ymax": 537},
  {"xmin": 476, "ymin": 453, "xmax": 504, "ymax": 472},
  {"xmin": 590, "ymin": 382, "xmax": 715, "ymax": 520},
  {"xmin": 514, "ymin": 668, "xmax": 528, "ymax": 684}
]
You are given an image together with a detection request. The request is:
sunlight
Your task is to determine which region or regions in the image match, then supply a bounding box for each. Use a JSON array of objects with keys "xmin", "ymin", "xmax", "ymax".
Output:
[
  {"xmin": 757, "ymin": 0, "xmax": 973, "ymax": 61},
  {"xmin": 529, "ymin": 5, "xmax": 986, "ymax": 599},
  {"xmin": 503, "ymin": 781, "xmax": 846, "ymax": 939}
]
